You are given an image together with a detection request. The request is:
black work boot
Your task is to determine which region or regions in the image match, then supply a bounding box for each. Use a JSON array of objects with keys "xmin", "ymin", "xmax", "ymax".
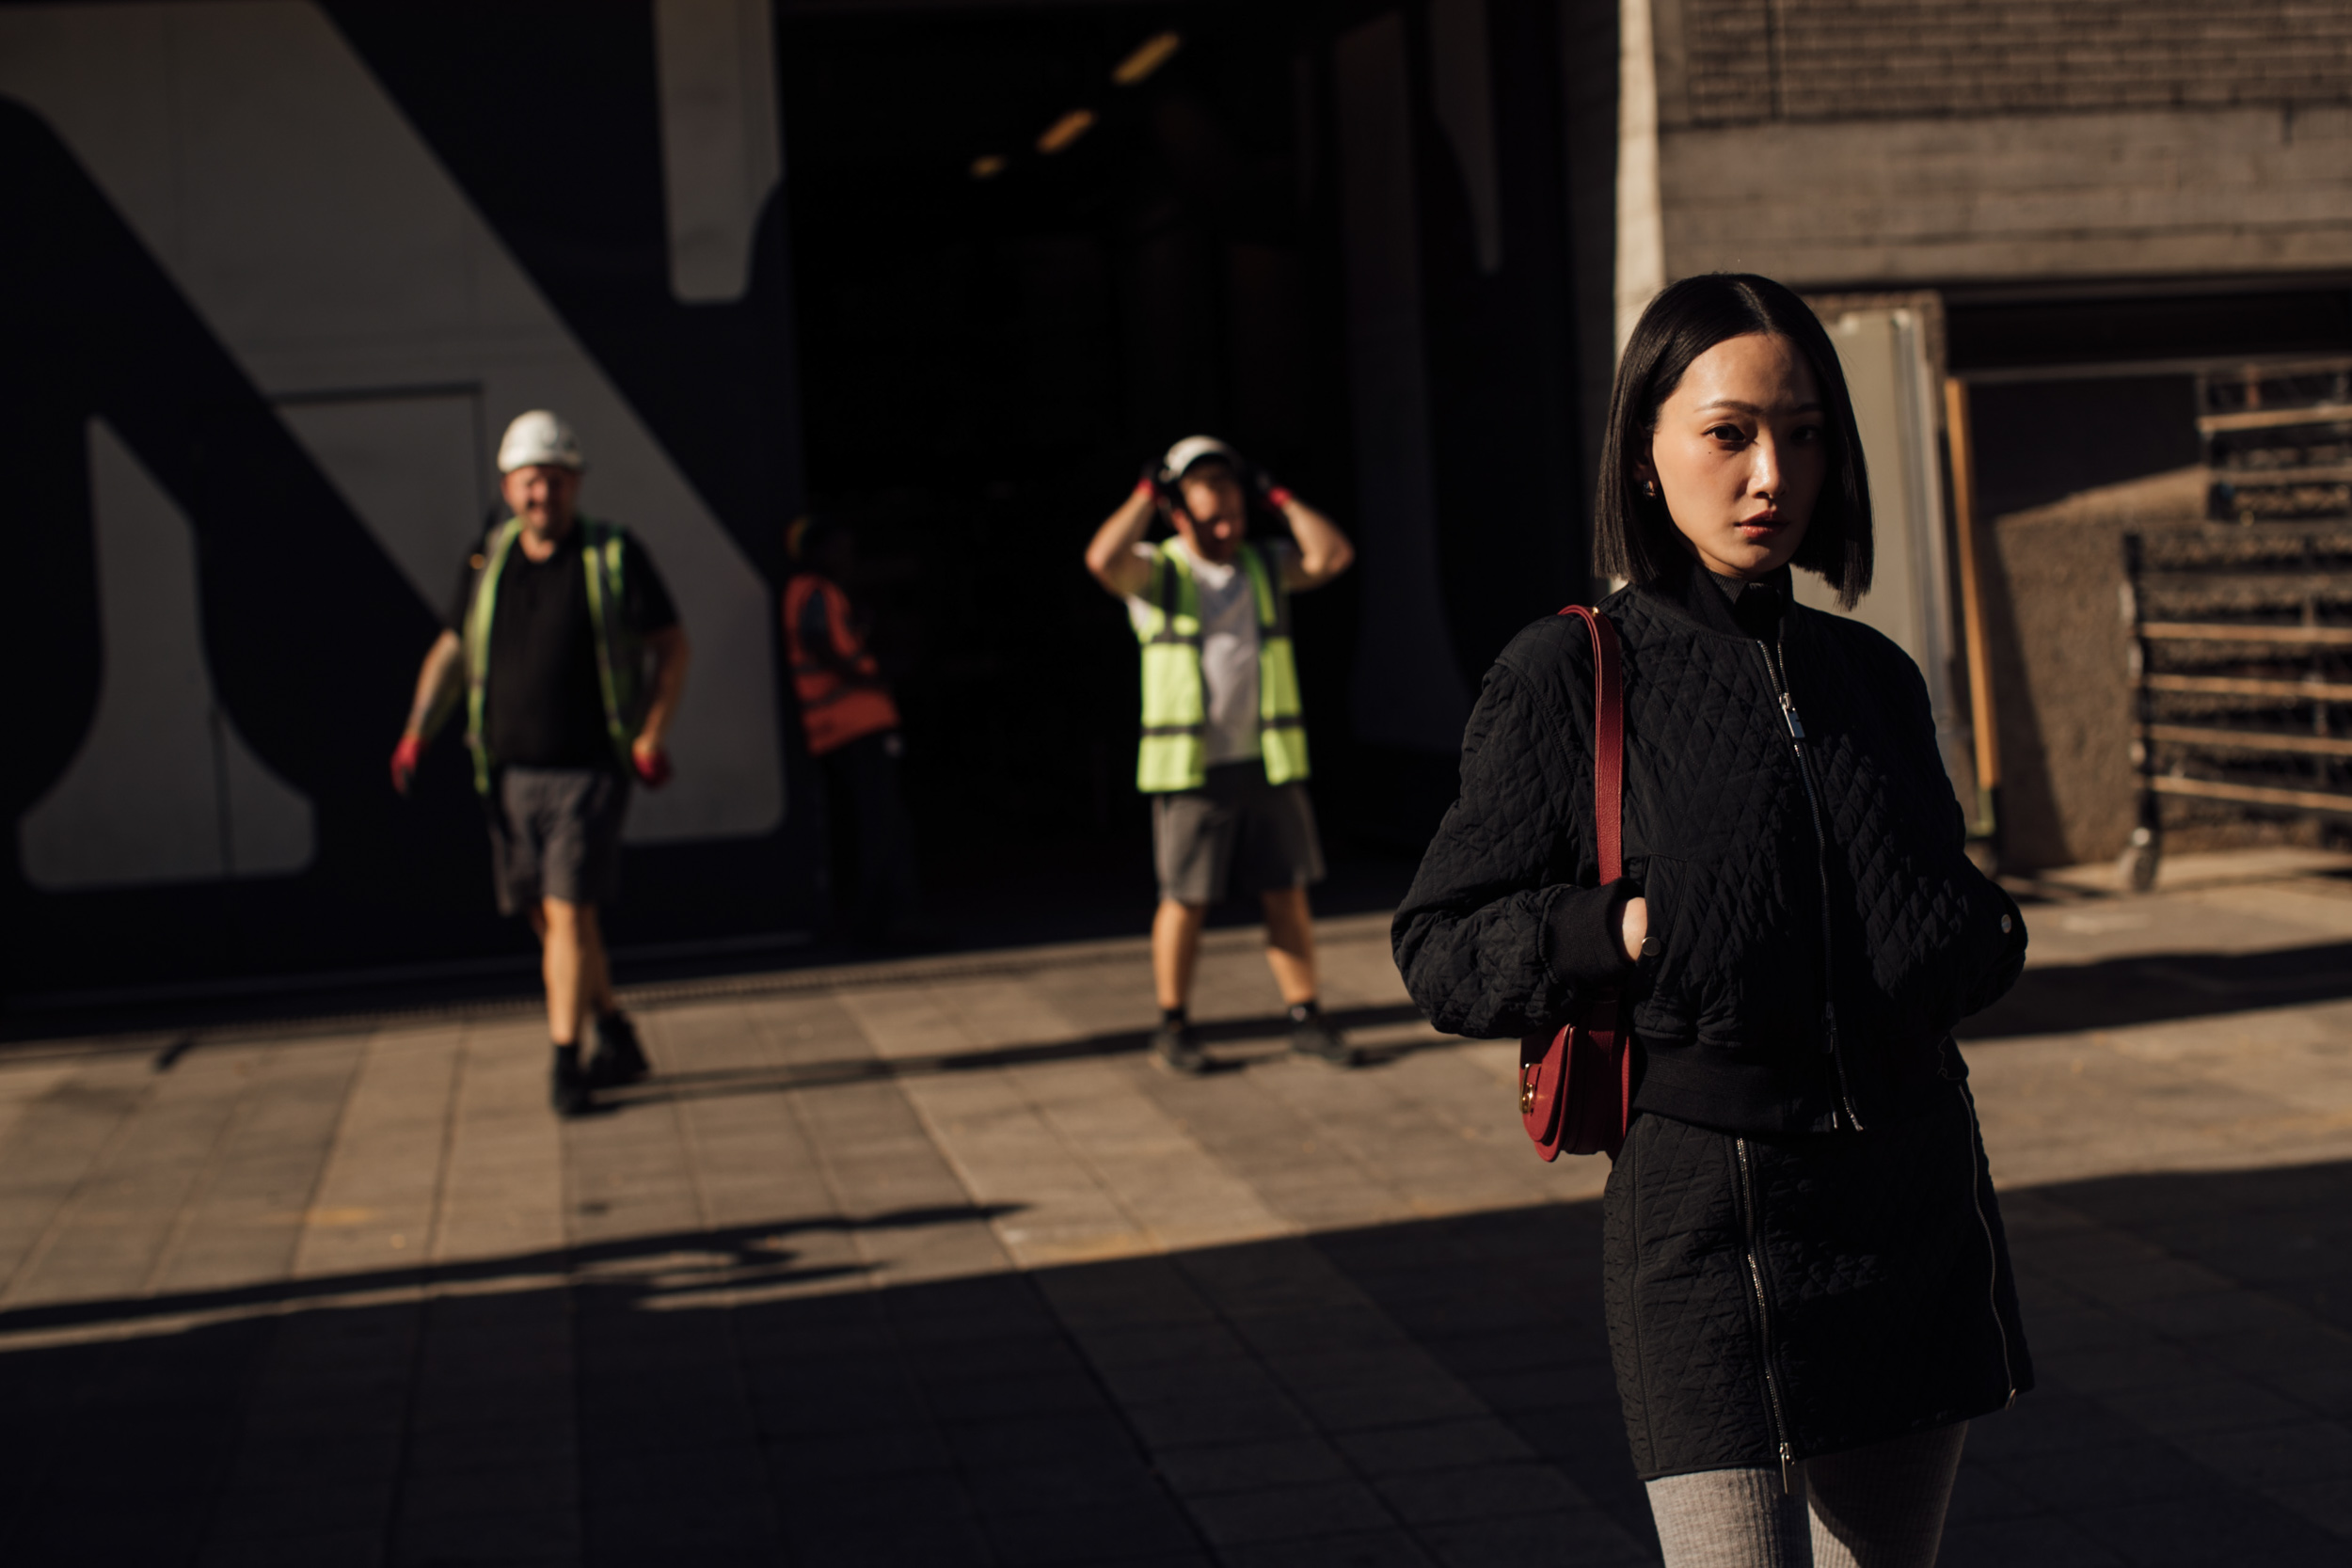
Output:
[
  {"xmin": 586, "ymin": 1010, "xmax": 650, "ymax": 1087},
  {"xmin": 550, "ymin": 1044, "xmax": 593, "ymax": 1117},
  {"xmin": 1151, "ymin": 1021, "xmax": 1208, "ymax": 1076},
  {"xmin": 1288, "ymin": 1005, "xmax": 1357, "ymax": 1068}
]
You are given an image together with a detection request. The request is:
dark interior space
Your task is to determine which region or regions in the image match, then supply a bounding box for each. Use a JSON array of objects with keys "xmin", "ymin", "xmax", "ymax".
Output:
[
  {"xmin": 775, "ymin": 0, "xmax": 1616, "ymax": 944},
  {"xmin": 1964, "ymin": 374, "xmax": 2202, "ymax": 522},
  {"xmin": 1950, "ymin": 280, "xmax": 2352, "ymax": 522},
  {"xmin": 777, "ymin": 6, "xmax": 1403, "ymax": 942},
  {"xmin": 1946, "ymin": 282, "xmax": 2352, "ymax": 375}
]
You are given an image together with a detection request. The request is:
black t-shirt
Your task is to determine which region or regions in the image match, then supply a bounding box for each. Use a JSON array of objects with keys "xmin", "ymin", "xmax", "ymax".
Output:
[{"xmin": 445, "ymin": 524, "xmax": 679, "ymax": 769}]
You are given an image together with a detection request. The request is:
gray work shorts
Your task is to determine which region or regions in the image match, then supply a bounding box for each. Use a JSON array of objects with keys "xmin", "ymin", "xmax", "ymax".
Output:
[
  {"xmin": 1152, "ymin": 761, "xmax": 1326, "ymax": 907},
  {"xmin": 485, "ymin": 767, "xmax": 629, "ymax": 916}
]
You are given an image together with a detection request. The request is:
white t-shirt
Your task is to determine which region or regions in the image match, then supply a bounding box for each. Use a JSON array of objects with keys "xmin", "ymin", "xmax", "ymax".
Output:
[{"xmin": 1127, "ymin": 538, "xmax": 1293, "ymax": 767}]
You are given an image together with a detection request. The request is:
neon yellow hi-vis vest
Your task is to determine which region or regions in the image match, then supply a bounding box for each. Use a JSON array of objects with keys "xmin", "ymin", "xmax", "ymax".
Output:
[
  {"xmin": 1133, "ymin": 541, "xmax": 1309, "ymax": 793},
  {"xmin": 459, "ymin": 516, "xmax": 645, "ymax": 794}
]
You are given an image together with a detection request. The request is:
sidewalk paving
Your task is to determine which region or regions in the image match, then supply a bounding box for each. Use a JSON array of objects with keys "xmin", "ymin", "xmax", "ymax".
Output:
[{"xmin": 1, "ymin": 856, "xmax": 2349, "ymax": 1565}]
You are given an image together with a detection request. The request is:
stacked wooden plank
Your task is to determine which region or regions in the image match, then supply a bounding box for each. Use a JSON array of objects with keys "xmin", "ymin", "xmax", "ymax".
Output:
[
  {"xmin": 2202, "ymin": 358, "xmax": 2352, "ymax": 525},
  {"xmin": 2122, "ymin": 365, "xmax": 2352, "ymax": 886}
]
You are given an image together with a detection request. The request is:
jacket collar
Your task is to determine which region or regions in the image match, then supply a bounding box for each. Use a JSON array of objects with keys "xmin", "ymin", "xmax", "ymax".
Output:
[{"xmin": 1631, "ymin": 552, "xmax": 1795, "ymax": 642}]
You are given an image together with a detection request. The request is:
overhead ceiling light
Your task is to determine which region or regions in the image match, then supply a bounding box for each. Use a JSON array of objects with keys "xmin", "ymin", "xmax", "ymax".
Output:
[
  {"xmin": 1036, "ymin": 109, "xmax": 1095, "ymax": 155},
  {"xmin": 970, "ymin": 153, "xmax": 1008, "ymax": 180},
  {"xmin": 1112, "ymin": 32, "xmax": 1182, "ymax": 87}
]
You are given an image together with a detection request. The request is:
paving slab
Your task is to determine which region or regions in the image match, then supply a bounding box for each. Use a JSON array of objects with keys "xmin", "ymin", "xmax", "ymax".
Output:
[{"xmin": 2, "ymin": 866, "xmax": 2351, "ymax": 1562}]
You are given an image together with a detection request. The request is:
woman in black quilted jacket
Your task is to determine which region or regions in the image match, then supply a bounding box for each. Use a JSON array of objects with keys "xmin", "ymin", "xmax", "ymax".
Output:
[{"xmin": 1393, "ymin": 274, "xmax": 2030, "ymax": 1567}]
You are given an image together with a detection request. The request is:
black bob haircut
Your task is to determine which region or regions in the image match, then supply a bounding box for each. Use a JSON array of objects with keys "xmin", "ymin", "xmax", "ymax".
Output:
[{"xmin": 1595, "ymin": 273, "xmax": 1872, "ymax": 609}]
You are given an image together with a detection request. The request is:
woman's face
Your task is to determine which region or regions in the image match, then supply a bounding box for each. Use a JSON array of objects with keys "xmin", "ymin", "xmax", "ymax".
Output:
[{"xmin": 1637, "ymin": 331, "xmax": 1829, "ymax": 582}]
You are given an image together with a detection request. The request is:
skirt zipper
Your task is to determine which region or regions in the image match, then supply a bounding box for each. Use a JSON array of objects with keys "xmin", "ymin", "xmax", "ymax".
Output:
[
  {"xmin": 1958, "ymin": 1082, "xmax": 2020, "ymax": 1408},
  {"xmin": 1752, "ymin": 636, "xmax": 1864, "ymax": 1131},
  {"xmin": 1736, "ymin": 1135, "xmax": 1797, "ymax": 1493}
]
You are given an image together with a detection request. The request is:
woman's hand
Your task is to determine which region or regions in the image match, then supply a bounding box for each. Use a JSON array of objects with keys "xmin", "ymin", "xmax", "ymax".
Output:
[{"xmin": 1619, "ymin": 895, "xmax": 1649, "ymax": 963}]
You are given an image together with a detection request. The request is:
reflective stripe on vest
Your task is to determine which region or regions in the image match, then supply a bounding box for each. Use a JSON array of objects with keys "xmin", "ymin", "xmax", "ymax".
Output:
[
  {"xmin": 462, "ymin": 517, "xmax": 644, "ymax": 793},
  {"xmin": 1132, "ymin": 541, "xmax": 1310, "ymax": 793},
  {"xmin": 784, "ymin": 573, "xmax": 901, "ymax": 755}
]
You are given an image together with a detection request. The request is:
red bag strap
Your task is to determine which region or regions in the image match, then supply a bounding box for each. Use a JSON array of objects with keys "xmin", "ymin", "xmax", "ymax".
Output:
[{"xmin": 1555, "ymin": 606, "xmax": 1624, "ymax": 883}]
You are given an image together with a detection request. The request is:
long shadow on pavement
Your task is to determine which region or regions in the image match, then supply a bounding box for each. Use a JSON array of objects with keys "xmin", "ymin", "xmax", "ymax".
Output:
[
  {"xmin": 602, "ymin": 1003, "xmax": 1433, "ymax": 1103},
  {"xmin": 2, "ymin": 1165, "xmax": 2347, "ymax": 1565},
  {"xmin": 1960, "ymin": 941, "xmax": 2352, "ymax": 1039}
]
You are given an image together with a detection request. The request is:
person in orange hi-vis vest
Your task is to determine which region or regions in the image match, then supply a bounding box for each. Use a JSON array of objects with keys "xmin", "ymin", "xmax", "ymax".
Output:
[{"xmin": 784, "ymin": 515, "xmax": 920, "ymax": 943}]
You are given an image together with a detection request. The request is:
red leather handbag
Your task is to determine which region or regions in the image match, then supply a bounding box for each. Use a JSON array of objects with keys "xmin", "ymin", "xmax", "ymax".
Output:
[{"xmin": 1518, "ymin": 605, "xmax": 1631, "ymax": 1162}]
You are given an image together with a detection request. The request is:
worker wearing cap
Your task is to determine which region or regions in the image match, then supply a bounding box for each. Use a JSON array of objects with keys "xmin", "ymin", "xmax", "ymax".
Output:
[
  {"xmin": 390, "ymin": 411, "xmax": 691, "ymax": 1116},
  {"xmin": 1084, "ymin": 437, "xmax": 1357, "ymax": 1073}
]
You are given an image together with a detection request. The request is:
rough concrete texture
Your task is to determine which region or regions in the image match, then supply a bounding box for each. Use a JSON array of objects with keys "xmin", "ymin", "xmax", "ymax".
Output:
[
  {"xmin": 1661, "ymin": 0, "xmax": 2352, "ymax": 127},
  {"xmin": 1654, "ymin": 3, "xmax": 2352, "ymax": 284},
  {"xmin": 1987, "ymin": 467, "xmax": 2184, "ymax": 870},
  {"xmin": 2, "ymin": 869, "xmax": 2351, "ymax": 1565},
  {"xmin": 1984, "ymin": 468, "xmax": 2348, "ymax": 870},
  {"xmin": 1661, "ymin": 106, "xmax": 2352, "ymax": 287}
]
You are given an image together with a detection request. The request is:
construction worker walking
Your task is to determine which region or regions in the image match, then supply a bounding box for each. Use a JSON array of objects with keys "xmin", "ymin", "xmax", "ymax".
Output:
[
  {"xmin": 1084, "ymin": 437, "xmax": 1358, "ymax": 1074},
  {"xmin": 784, "ymin": 515, "xmax": 920, "ymax": 944},
  {"xmin": 390, "ymin": 411, "xmax": 691, "ymax": 1116}
]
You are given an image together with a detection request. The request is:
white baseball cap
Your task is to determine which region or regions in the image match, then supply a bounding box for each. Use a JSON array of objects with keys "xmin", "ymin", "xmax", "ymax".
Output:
[
  {"xmin": 1160, "ymin": 436, "xmax": 1241, "ymax": 483},
  {"xmin": 497, "ymin": 410, "xmax": 583, "ymax": 473}
]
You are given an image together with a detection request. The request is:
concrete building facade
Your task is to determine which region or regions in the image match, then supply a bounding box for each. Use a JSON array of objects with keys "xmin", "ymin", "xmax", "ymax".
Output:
[
  {"xmin": 1650, "ymin": 0, "xmax": 2352, "ymax": 285},
  {"xmin": 1619, "ymin": 0, "xmax": 2352, "ymax": 869}
]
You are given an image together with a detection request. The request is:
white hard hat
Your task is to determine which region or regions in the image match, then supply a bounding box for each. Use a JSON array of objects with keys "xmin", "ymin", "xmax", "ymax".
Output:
[
  {"xmin": 1160, "ymin": 436, "xmax": 1241, "ymax": 483},
  {"xmin": 497, "ymin": 410, "xmax": 583, "ymax": 473}
]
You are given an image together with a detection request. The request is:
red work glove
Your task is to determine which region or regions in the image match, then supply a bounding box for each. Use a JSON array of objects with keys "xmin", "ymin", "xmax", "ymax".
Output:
[
  {"xmin": 632, "ymin": 744, "xmax": 673, "ymax": 789},
  {"xmin": 389, "ymin": 734, "xmax": 423, "ymax": 795},
  {"xmin": 1250, "ymin": 464, "xmax": 1295, "ymax": 513}
]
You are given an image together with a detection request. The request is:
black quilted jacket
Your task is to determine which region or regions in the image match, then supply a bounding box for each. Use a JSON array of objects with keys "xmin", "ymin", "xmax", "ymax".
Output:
[
  {"xmin": 1395, "ymin": 560, "xmax": 2034, "ymax": 1477},
  {"xmin": 1393, "ymin": 559, "xmax": 2026, "ymax": 1135}
]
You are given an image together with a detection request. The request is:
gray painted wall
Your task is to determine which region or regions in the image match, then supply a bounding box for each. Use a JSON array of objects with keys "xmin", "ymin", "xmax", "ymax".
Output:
[{"xmin": 1646, "ymin": 0, "xmax": 2352, "ymax": 287}]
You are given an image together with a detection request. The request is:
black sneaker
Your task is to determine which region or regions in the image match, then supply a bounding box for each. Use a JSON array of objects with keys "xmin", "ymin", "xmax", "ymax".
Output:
[
  {"xmin": 1151, "ymin": 1022, "xmax": 1208, "ymax": 1076},
  {"xmin": 586, "ymin": 1010, "xmax": 650, "ymax": 1087},
  {"xmin": 550, "ymin": 1045, "xmax": 593, "ymax": 1117},
  {"xmin": 1290, "ymin": 1016, "xmax": 1358, "ymax": 1068}
]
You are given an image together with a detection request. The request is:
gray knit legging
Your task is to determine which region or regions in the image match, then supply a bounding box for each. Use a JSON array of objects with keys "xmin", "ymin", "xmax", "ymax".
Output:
[{"xmin": 1645, "ymin": 1421, "xmax": 1968, "ymax": 1568}]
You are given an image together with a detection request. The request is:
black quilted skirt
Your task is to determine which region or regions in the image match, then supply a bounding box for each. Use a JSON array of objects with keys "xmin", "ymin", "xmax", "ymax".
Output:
[{"xmin": 1600, "ymin": 1073, "xmax": 2032, "ymax": 1480}]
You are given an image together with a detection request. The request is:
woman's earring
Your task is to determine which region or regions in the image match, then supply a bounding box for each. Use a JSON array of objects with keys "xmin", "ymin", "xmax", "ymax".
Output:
[{"xmin": 1642, "ymin": 481, "xmax": 1658, "ymax": 499}]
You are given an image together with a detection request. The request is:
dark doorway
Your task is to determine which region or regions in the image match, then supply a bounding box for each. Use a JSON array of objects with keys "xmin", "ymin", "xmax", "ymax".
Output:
[
  {"xmin": 1964, "ymin": 374, "xmax": 2201, "ymax": 523},
  {"xmin": 1948, "ymin": 278, "xmax": 2352, "ymax": 521},
  {"xmin": 779, "ymin": 7, "xmax": 1388, "ymax": 942}
]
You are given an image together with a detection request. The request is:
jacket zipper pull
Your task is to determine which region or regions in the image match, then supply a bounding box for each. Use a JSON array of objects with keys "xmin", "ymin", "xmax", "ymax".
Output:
[
  {"xmin": 1779, "ymin": 1443, "xmax": 1797, "ymax": 1496},
  {"xmin": 1780, "ymin": 694, "xmax": 1806, "ymax": 741}
]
